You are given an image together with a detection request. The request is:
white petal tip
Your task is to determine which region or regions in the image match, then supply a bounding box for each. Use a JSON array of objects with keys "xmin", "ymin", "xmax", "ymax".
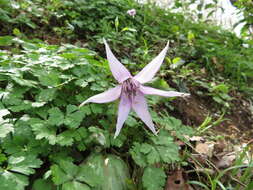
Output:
[
  {"xmin": 79, "ymin": 101, "xmax": 88, "ymax": 108},
  {"xmin": 114, "ymin": 128, "xmax": 122, "ymax": 139},
  {"xmin": 182, "ymin": 93, "xmax": 190, "ymax": 98},
  {"xmin": 113, "ymin": 132, "xmax": 119, "ymax": 139},
  {"xmin": 149, "ymin": 127, "xmax": 158, "ymax": 136},
  {"xmin": 166, "ymin": 41, "xmax": 170, "ymax": 47},
  {"xmin": 103, "ymin": 38, "xmax": 107, "ymax": 45}
]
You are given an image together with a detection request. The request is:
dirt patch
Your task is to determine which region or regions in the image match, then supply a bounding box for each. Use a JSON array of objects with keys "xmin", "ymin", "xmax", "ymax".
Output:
[
  {"xmin": 171, "ymin": 89, "xmax": 253, "ymax": 141},
  {"xmin": 225, "ymin": 92, "xmax": 253, "ymax": 140},
  {"xmin": 172, "ymin": 95, "xmax": 209, "ymax": 127}
]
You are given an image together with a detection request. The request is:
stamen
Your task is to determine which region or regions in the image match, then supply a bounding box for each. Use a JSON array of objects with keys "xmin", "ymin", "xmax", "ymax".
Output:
[{"xmin": 122, "ymin": 78, "xmax": 140, "ymax": 102}]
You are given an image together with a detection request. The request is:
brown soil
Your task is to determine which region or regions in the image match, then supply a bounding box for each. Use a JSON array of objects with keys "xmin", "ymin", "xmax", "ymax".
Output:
[{"xmin": 172, "ymin": 90, "xmax": 253, "ymax": 142}]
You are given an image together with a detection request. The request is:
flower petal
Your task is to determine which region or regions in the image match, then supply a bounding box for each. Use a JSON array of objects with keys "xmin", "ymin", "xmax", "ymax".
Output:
[
  {"xmin": 104, "ymin": 39, "xmax": 132, "ymax": 83},
  {"xmin": 79, "ymin": 85, "xmax": 122, "ymax": 107},
  {"xmin": 140, "ymin": 85, "xmax": 190, "ymax": 97},
  {"xmin": 114, "ymin": 93, "xmax": 131, "ymax": 138},
  {"xmin": 132, "ymin": 91, "xmax": 157, "ymax": 135},
  {"xmin": 134, "ymin": 41, "xmax": 169, "ymax": 84}
]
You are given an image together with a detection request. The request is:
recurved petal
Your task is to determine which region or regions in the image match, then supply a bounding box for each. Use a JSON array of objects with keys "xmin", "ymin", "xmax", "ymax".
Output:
[
  {"xmin": 79, "ymin": 85, "xmax": 122, "ymax": 107},
  {"xmin": 132, "ymin": 91, "xmax": 157, "ymax": 135},
  {"xmin": 104, "ymin": 39, "xmax": 131, "ymax": 83},
  {"xmin": 140, "ymin": 85, "xmax": 190, "ymax": 97},
  {"xmin": 134, "ymin": 41, "xmax": 169, "ymax": 84},
  {"xmin": 114, "ymin": 93, "xmax": 131, "ymax": 138}
]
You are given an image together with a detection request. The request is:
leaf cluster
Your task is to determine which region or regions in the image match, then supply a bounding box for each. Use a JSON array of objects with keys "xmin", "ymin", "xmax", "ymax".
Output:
[
  {"xmin": 0, "ymin": 37, "xmax": 193, "ymax": 189},
  {"xmin": 0, "ymin": 38, "xmax": 122, "ymax": 189}
]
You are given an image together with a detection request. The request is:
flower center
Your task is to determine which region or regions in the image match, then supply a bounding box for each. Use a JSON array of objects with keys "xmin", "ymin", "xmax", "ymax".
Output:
[{"xmin": 122, "ymin": 78, "xmax": 140, "ymax": 101}]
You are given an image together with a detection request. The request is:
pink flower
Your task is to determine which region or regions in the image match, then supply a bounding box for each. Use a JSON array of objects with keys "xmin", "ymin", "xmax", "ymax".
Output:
[
  {"xmin": 127, "ymin": 9, "xmax": 136, "ymax": 17},
  {"xmin": 80, "ymin": 39, "xmax": 190, "ymax": 138}
]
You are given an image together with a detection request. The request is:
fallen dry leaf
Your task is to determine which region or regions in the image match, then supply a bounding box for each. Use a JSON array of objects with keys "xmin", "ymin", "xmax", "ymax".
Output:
[
  {"xmin": 228, "ymin": 125, "xmax": 240, "ymax": 133},
  {"xmin": 184, "ymin": 135, "xmax": 204, "ymax": 142},
  {"xmin": 195, "ymin": 142, "xmax": 215, "ymax": 157},
  {"xmin": 189, "ymin": 136, "xmax": 204, "ymax": 142},
  {"xmin": 216, "ymin": 153, "xmax": 236, "ymax": 169},
  {"xmin": 213, "ymin": 140, "xmax": 226, "ymax": 154}
]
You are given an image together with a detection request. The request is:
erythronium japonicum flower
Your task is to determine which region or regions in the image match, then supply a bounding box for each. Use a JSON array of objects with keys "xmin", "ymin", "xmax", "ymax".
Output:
[
  {"xmin": 127, "ymin": 9, "xmax": 136, "ymax": 17},
  {"xmin": 80, "ymin": 39, "xmax": 190, "ymax": 138}
]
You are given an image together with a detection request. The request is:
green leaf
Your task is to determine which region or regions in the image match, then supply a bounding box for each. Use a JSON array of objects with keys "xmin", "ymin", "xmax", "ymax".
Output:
[
  {"xmin": 20, "ymin": 41, "xmax": 39, "ymax": 50},
  {"xmin": 188, "ymin": 30, "xmax": 195, "ymax": 42},
  {"xmin": 110, "ymin": 134, "xmax": 126, "ymax": 148},
  {"xmin": 73, "ymin": 127, "xmax": 88, "ymax": 141},
  {"xmin": 51, "ymin": 160, "xmax": 79, "ymax": 185},
  {"xmin": 38, "ymin": 72, "xmax": 61, "ymax": 87},
  {"xmin": 2, "ymin": 116, "xmax": 48, "ymax": 156},
  {"xmin": 32, "ymin": 179, "xmax": 54, "ymax": 190},
  {"xmin": 62, "ymin": 181, "xmax": 90, "ymax": 190},
  {"xmin": 75, "ymin": 79, "xmax": 88, "ymax": 87},
  {"xmin": 48, "ymin": 107, "xmax": 64, "ymax": 126},
  {"xmin": 0, "ymin": 170, "xmax": 29, "ymax": 190},
  {"xmin": 0, "ymin": 151, "xmax": 7, "ymax": 163},
  {"xmin": 9, "ymin": 100, "xmax": 32, "ymax": 112},
  {"xmin": 51, "ymin": 164, "xmax": 70, "ymax": 185},
  {"xmin": 170, "ymin": 57, "xmax": 185, "ymax": 69},
  {"xmin": 11, "ymin": 76, "xmax": 37, "ymax": 87},
  {"xmin": 30, "ymin": 119, "xmax": 57, "ymax": 145},
  {"xmin": 245, "ymin": 181, "xmax": 253, "ymax": 190},
  {"xmin": 64, "ymin": 110, "xmax": 84, "ymax": 129},
  {"xmin": 50, "ymin": 159, "xmax": 105, "ymax": 190},
  {"xmin": 130, "ymin": 142, "xmax": 148, "ymax": 167},
  {"xmin": 213, "ymin": 96, "xmax": 223, "ymax": 104},
  {"xmin": 2, "ymin": 90, "xmax": 24, "ymax": 106},
  {"xmin": 36, "ymin": 88, "xmax": 57, "ymax": 102},
  {"xmin": 125, "ymin": 115, "xmax": 138, "ymax": 127},
  {"xmin": 211, "ymin": 83, "xmax": 229, "ymax": 93},
  {"xmin": 146, "ymin": 147, "xmax": 160, "ymax": 164},
  {"xmin": 140, "ymin": 143, "xmax": 152, "ymax": 154},
  {"xmin": 130, "ymin": 130, "xmax": 180, "ymax": 166},
  {"xmin": 142, "ymin": 167, "xmax": 166, "ymax": 190},
  {"xmin": 78, "ymin": 163, "xmax": 103, "ymax": 187},
  {"xmin": 0, "ymin": 36, "xmax": 13, "ymax": 46},
  {"xmin": 150, "ymin": 131, "xmax": 180, "ymax": 163},
  {"xmin": 0, "ymin": 122, "xmax": 14, "ymax": 138},
  {"xmin": 87, "ymin": 127, "xmax": 110, "ymax": 147},
  {"xmin": 157, "ymin": 115, "xmax": 194, "ymax": 137},
  {"xmin": 150, "ymin": 132, "xmax": 174, "ymax": 146},
  {"xmin": 13, "ymin": 28, "xmax": 21, "ymax": 37},
  {"xmin": 90, "ymin": 104, "xmax": 103, "ymax": 114},
  {"xmin": 60, "ymin": 53, "xmax": 77, "ymax": 59},
  {"xmin": 156, "ymin": 145, "xmax": 180, "ymax": 163},
  {"xmin": 66, "ymin": 105, "xmax": 78, "ymax": 114},
  {"xmin": 8, "ymin": 153, "xmax": 43, "ymax": 175},
  {"xmin": 90, "ymin": 83, "xmax": 105, "ymax": 91},
  {"xmin": 56, "ymin": 130, "xmax": 74, "ymax": 146},
  {"xmin": 78, "ymin": 153, "xmax": 130, "ymax": 190}
]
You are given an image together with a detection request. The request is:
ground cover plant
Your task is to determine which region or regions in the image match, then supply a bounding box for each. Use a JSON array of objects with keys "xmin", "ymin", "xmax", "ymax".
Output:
[
  {"xmin": 0, "ymin": 0, "xmax": 252, "ymax": 189},
  {"xmin": 0, "ymin": 37, "xmax": 192, "ymax": 190}
]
